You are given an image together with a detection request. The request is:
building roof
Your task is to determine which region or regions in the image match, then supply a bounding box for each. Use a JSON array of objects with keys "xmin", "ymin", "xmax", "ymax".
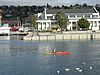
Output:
[
  {"xmin": 46, "ymin": 7, "xmax": 97, "ymax": 14},
  {"xmin": 96, "ymin": 4, "xmax": 100, "ymax": 7},
  {"xmin": 1, "ymin": 20, "xmax": 19, "ymax": 24}
]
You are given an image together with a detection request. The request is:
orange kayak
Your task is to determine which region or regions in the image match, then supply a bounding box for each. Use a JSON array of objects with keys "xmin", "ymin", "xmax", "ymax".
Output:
[{"xmin": 43, "ymin": 51, "xmax": 72, "ymax": 55}]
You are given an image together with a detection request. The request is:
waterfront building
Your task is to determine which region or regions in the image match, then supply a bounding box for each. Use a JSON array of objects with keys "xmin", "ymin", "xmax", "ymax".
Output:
[
  {"xmin": 96, "ymin": 4, "xmax": 100, "ymax": 7},
  {"xmin": 36, "ymin": 7, "xmax": 100, "ymax": 31}
]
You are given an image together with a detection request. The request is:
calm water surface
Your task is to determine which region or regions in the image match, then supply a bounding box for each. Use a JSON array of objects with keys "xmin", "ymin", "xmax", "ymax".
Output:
[{"xmin": 0, "ymin": 40, "xmax": 100, "ymax": 75}]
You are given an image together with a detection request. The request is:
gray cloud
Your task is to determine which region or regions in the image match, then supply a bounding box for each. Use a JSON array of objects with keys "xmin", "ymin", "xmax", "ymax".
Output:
[{"xmin": 0, "ymin": 0, "xmax": 99, "ymax": 6}]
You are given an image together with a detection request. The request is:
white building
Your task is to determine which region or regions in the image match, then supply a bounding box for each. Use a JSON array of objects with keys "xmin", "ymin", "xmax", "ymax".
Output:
[
  {"xmin": 0, "ymin": 24, "xmax": 11, "ymax": 35},
  {"xmin": 0, "ymin": 11, "xmax": 10, "ymax": 35},
  {"xmin": 36, "ymin": 7, "xmax": 100, "ymax": 31}
]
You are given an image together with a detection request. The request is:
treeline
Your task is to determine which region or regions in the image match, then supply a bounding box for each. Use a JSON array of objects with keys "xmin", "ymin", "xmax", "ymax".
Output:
[
  {"xmin": 0, "ymin": 5, "xmax": 45, "ymax": 20},
  {"xmin": 0, "ymin": 3, "xmax": 99, "ymax": 20}
]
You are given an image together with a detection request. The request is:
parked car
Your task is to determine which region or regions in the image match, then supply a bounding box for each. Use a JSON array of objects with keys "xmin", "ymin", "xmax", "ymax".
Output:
[
  {"xmin": 19, "ymin": 27, "xmax": 33, "ymax": 32},
  {"xmin": 10, "ymin": 27, "xmax": 19, "ymax": 32}
]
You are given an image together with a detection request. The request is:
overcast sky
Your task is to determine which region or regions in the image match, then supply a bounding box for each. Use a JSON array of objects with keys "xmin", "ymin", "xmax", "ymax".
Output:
[{"xmin": 0, "ymin": 0, "xmax": 100, "ymax": 6}]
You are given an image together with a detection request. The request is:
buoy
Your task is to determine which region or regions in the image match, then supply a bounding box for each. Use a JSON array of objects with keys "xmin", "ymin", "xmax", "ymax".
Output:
[
  {"xmin": 57, "ymin": 70, "xmax": 60, "ymax": 74},
  {"xmin": 65, "ymin": 68, "xmax": 70, "ymax": 71},
  {"xmin": 76, "ymin": 68, "xmax": 80, "ymax": 70},
  {"xmin": 78, "ymin": 69, "xmax": 82, "ymax": 72},
  {"xmin": 90, "ymin": 66, "xmax": 93, "ymax": 69},
  {"xmin": 83, "ymin": 62, "xmax": 86, "ymax": 65}
]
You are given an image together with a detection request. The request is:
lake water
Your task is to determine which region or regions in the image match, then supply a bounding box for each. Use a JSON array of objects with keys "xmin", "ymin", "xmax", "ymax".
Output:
[{"xmin": 0, "ymin": 39, "xmax": 100, "ymax": 75}]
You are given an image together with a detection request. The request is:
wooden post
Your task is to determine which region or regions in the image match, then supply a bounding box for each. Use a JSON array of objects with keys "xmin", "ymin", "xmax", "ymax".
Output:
[
  {"xmin": 78, "ymin": 35, "xmax": 80, "ymax": 40},
  {"xmin": 63, "ymin": 35, "xmax": 64, "ymax": 40},
  {"xmin": 39, "ymin": 35, "xmax": 40, "ymax": 41},
  {"xmin": 70, "ymin": 35, "xmax": 72, "ymax": 40},
  {"xmin": 55, "ymin": 35, "xmax": 56, "ymax": 41},
  {"xmin": 94, "ymin": 34, "xmax": 95, "ymax": 40},
  {"xmin": 86, "ymin": 35, "xmax": 88, "ymax": 40},
  {"xmin": 90, "ymin": 34, "xmax": 93, "ymax": 40},
  {"xmin": 47, "ymin": 35, "xmax": 48, "ymax": 41}
]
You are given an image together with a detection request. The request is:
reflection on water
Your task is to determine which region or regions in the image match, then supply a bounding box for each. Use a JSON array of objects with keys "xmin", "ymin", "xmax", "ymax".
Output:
[
  {"xmin": 0, "ymin": 40, "xmax": 10, "ymax": 56},
  {"xmin": 0, "ymin": 36, "xmax": 10, "ymax": 40},
  {"xmin": 0, "ymin": 40, "xmax": 100, "ymax": 75}
]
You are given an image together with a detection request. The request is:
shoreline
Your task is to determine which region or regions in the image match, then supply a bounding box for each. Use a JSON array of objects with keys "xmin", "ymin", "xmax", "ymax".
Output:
[
  {"xmin": 1, "ymin": 31, "xmax": 100, "ymax": 41},
  {"xmin": 23, "ymin": 31, "xmax": 100, "ymax": 41}
]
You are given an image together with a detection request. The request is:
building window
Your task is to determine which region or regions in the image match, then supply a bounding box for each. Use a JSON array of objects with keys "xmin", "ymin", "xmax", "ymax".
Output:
[
  {"xmin": 85, "ymin": 15, "xmax": 90, "ymax": 18},
  {"xmin": 77, "ymin": 15, "xmax": 82, "ymax": 18},
  {"xmin": 55, "ymin": 22, "xmax": 58, "ymax": 25},
  {"xmin": 94, "ymin": 21, "xmax": 97, "ymax": 24},
  {"xmin": 69, "ymin": 22, "xmax": 71, "ymax": 24},
  {"xmin": 70, "ymin": 15, "xmax": 75, "ymax": 18},
  {"xmin": 47, "ymin": 16, "xmax": 53, "ymax": 20},
  {"xmin": 38, "ymin": 22, "xmax": 41, "ymax": 25},
  {"xmin": 43, "ymin": 22, "xmax": 46, "ymax": 25},
  {"xmin": 91, "ymin": 25, "xmax": 93, "ymax": 27},
  {"xmin": 94, "ymin": 21, "xmax": 97, "ymax": 27},
  {"xmin": 72, "ymin": 22, "xmax": 76, "ymax": 25},
  {"xmin": 90, "ymin": 21, "xmax": 93, "ymax": 25},
  {"xmin": 51, "ymin": 22, "xmax": 55, "ymax": 25},
  {"xmin": 99, "ymin": 21, "xmax": 100, "ymax": 24},
  {"xmin": 41, "ymin": 26, "xmax": 42, "ymax": 30},
  {"xmin": 92, "ymin": 15, "xmax": 98, "ymax": 18},
  {"xmin": 94, "ymin": 25, "xmax": 97, "ymax": 27},
  {"xmin": 40, "ymin": 23, "xmax": 42, "ymax": 25}
]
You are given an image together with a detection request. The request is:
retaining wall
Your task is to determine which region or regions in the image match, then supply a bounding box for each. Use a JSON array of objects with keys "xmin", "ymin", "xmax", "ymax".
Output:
[{"xmin": 23, "ymin": 33, "xmax": 98, "ymax": 41}]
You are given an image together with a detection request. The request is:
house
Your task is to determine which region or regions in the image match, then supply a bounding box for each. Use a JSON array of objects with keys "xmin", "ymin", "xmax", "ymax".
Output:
[
  {"xmin": 96, "ymin": 4, "xmax": 100, "ymax": 8},
  {"xmin": 36, "ymin": 7, "xmax": 100, "ymax": 31}
]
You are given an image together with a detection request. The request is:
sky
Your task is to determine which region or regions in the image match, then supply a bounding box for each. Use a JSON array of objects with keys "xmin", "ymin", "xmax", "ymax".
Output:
[{"xmin": 0, "ymin": 0, "xmax": 100, "ymax": 6}]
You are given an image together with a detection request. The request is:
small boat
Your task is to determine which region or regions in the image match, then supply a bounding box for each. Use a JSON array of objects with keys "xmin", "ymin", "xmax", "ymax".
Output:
[{"xmin": 42, "ymin": 51, "xmax": 72, "ymax": 55}]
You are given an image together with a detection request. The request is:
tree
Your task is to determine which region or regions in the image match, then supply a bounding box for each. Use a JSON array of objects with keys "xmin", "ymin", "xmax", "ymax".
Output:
[
  {"xmin": 78, "ymin": 18, "xmax": 90, "ymax": 30},
  {"xmin": 83, "ymin": 3, "xmax": 88, "ymax": 7},
  {"xmin": 55, "ymin": 10, "xmax": 68, "ymax": 31},
  {"xmin": 74, "ymin": 4, "xmax": 80, "ymax": 7},
  {"xmin": 31, "ymin": 15, "xmax": 37, "ymax": 29},
  {"xmin": 47, "ymin": 3, "xmax": 52, "ymax": 9}
]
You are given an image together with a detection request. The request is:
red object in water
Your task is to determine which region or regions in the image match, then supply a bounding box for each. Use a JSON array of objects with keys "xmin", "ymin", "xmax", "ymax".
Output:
[{"xmin": 44, "ymin": 51, "xmax": 72, "ymax": 55}]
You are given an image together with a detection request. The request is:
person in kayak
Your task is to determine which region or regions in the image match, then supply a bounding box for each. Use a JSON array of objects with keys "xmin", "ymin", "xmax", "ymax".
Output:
[{"xmin": 53, "ymin": 48, "xmax": 56, "ymax": 53}]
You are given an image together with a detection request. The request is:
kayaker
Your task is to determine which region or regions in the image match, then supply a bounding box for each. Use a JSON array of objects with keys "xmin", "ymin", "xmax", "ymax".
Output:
[{"xmin": 53, "ymin": 48, "xmax": 56, "ymax": 53}]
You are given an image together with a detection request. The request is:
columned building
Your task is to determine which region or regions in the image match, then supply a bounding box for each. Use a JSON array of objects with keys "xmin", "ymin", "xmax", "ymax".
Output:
[
  {"xmin": 36, "ymin": 7, "xmax": 100, "ymax": 31},
  {"xmin": 36, "ymin": 8, "xmax": 57, "ymax": 31}
]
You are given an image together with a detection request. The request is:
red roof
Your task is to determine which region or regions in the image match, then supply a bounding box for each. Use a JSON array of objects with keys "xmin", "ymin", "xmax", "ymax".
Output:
[{"xmin": 1, "ymin": 20, "xmax": 19, "ymax": 24}]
